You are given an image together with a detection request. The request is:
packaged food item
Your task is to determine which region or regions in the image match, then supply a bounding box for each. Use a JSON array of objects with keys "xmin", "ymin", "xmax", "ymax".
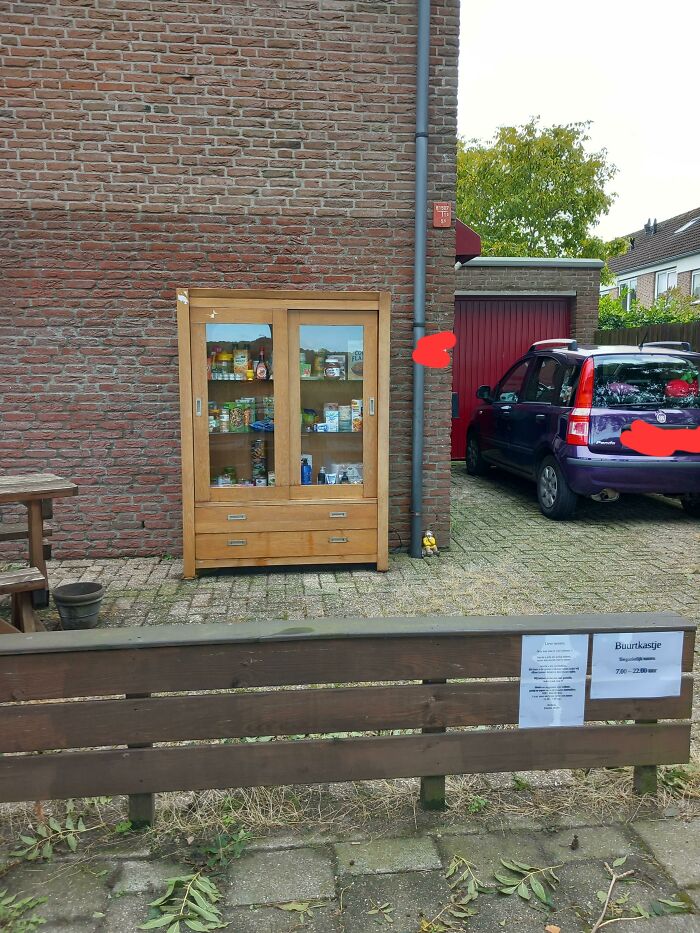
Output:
[
  {"xmin": 300, "ymin": 351, "xmax": 312, "ymax": 379},
  {"xmin": 267, "ymin": 471, "xmax": 276, "ymax": 487},
  {"xmin": 312, "ymin": 352, "xmax": 325, "ymax": 377},
  {"xmin": 219, "ymin": 406, "xmax": 230, "ymax": 432},
  {"xmin": 255, "ymin": 348, "xmax": 270, "ymax": 380},
  {"xmin": 338, "ymin": 405, "xmax": 352, "ymax": 432},
  {"xmin": 229, "ymin": 402, "xmax": 244, "ymax": 433},
  {"xmin": 233, "ymin": 351, "xmax": 249, "ymax": 380},
  {"xmin": 323, "ymin": 403, "xmax": 339, "ymax": 432},
  {"xmin": 251, "ymin": 438, "xmax": 266, "ymax": 479},
  {"xmin": 348, "ymin": 341, "xmax": 364, "ymax": 380},
  {"xmin": 302, "ymin": 408, "xmax": 316, "ymax": 432},
  {"xmin": 351, "ymin": 399, "xmax": 363, "ymax": 432},
  {"xmin": 217, "ymin": 352, "xmax": 233, "ymax": 378},
  {"xmin": 263, "ymin": 397, "xmax": 275, "ymax": 421},
  {"xmin": 314, "ymin": 423, "xmax": 329, "ymax": 432},
  {"xmin": 324, "ymin": 354, "xmax": 346, "ymax": 380},
  {"xmin": 255, "ymin": 477, "xmax": 268, "ymax": 487}
]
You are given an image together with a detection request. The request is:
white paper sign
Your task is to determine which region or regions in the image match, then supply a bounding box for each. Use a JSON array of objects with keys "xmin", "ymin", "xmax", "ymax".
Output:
[
  {"xmin": 590, "ymin": 631, "xmax": 683, "ymax": 699},
  {"xmin": 519, "ymin": 634, "xmax": 588, "ymax": 729}
]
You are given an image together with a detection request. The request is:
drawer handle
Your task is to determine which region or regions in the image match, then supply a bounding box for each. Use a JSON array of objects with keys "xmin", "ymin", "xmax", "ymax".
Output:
[
  {"xmin": 329, "ymin": 536, "xmax": 349, "ymax": 544},
  {"xmin": 227, "ymin": 539, "xmax": 247, "ymax": 547},
  {"xmin": 227, "ymin": 514, "xmax": 247, "ymax": 521},
  {"xmin": 329, "ymin": 511, "xmax": 347, "ymax": 518}
]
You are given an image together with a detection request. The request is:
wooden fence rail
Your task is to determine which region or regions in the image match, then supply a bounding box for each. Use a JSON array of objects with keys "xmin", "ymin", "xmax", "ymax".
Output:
[
  {"xmin": 0, "ymin": 613, "xmax": 694, "ymax": 824},
  {"xmin": 595, "ymin": 321, "xmax": 700, "ymax": 349}
]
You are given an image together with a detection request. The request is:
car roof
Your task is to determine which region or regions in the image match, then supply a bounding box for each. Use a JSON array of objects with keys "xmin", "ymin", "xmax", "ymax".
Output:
[{"xmin": 531, "ymin": 345, "xmax": 700, "ymax": 361}]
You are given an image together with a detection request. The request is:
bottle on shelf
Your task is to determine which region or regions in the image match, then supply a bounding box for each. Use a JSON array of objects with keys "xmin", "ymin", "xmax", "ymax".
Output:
[
  {"xmin": 255, "ymin": 348, "xmax": 270, "ymax": 380},
  {"xmin": 317, "ymin": 466, "xmax": 326, "ymax": 484},
  {"xmin": 301, "ymin": 458, "xmax": 312, "ymax": 485}
]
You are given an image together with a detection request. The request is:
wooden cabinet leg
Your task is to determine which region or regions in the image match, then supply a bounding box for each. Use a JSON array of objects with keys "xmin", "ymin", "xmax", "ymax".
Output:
[{"xmin": 26, "ymin": 500, "xmax": 49, "ymax": 608}]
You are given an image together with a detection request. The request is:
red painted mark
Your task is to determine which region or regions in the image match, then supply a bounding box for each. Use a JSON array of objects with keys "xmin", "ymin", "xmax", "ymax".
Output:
[
  {"xmin": 412, "ymin": 331, "xmax": 457, "ymax": 369},
  {"xmin": 621, "ymin": 420, "xmax": 700, "ymax": 456}
]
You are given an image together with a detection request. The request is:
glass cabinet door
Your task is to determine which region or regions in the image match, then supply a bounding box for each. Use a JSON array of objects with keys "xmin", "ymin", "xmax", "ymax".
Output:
[
  {"xmin": 191, "ymin": 309, "xmax": 288, "ymax": 501},
  {"xmin": 289, "ymin": 311, "xmax": 377, "ymax": 498}
]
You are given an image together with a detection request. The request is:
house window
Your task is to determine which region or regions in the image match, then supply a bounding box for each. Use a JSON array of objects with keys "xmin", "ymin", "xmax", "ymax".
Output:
[
  {"xmin": 692, "ymin": 271, "xmax": 700, "ymax": 299},
  {"xmin": 655, "ymin": 268, "xmax": 677, "ymax": 297},
  {"xmin": 618, "ymin": 278, "xmax": 637, "ymax": 310}
]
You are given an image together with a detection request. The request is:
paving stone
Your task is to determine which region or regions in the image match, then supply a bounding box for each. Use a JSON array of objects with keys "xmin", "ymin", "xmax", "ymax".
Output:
[
  {"xmin": 339, "ymin": 870, "xmax": 451, "ymax": 933},
  {"xmin": 540, "ymin": 824, "xmax": 635, "ymax": 863},
  {"xmin": 226, "ymin": 847, "xmax": 336, "ymax": 907},
  {"xmin": 436, "ymin": 829, "xmax": 550, "ymax": 878},
  {"xmin": 335, "ymin": 836, "xmax": 441, "ymax": 875},
  {"xmin": 225, "ymin": 903, "xmax": 342, "ymax": 932},
  {"xmin": 632, "ymin": 818, "xmax": 700, "ymax": 889},
  {"xmin": 99, "ymin": 893, "xmax": 152, "ymax": 932},
  {"xmin": 1, "ymin": 862, "xmax": 112, "ymax": 924},
  {"xmin": 111, "ymin": 859, "xmax": 191, "ymax": 895}
]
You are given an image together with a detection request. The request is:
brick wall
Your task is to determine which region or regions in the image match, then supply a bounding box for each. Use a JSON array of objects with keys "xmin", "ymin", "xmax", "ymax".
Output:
[
  {"xmin": 1, "ymin": 0, "xmax": 459, "ymax": 558},
  {"xmin": 455, "ymin": 262, "xmax": 603, "ymax": 342},
  {"xmin": 636, "ymin": 272, "xmax": 656, "ymax": 307}
]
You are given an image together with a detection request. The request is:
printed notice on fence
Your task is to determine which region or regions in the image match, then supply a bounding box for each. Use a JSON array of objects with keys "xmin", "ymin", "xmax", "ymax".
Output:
[
  {"xmin": 590, "ymin": 631, "xmax": 683, "ymax": 699},
  {"xmin": 518, "ymin": 634, "xmax": 588, "ymax": 729}
]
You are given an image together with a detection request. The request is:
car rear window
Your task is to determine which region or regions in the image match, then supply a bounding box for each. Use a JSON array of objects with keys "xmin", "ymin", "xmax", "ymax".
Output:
[{"xmin": 593, "ymin": 354, "xmax": 700, "ymax": 409}]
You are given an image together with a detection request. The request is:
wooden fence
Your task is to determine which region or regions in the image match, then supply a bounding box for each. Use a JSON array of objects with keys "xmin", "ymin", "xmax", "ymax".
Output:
[
  {"xmin": 595, "ymin": 321, "xmax": 700, "ymax": 350},
  {"xmin": 0, "ymin": 613, "xmax": 694, "ymax": 824}
]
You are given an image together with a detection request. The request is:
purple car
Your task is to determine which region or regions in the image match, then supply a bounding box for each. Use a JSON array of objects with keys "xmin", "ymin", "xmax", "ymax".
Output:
[{"xmin": 466, "ymin": 339, "xmax": 700, "ymax": 519}]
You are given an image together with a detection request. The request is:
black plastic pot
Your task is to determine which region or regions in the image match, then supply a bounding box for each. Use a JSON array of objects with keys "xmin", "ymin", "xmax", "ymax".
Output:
[{"xmin": 53, "ymin": 582, "xmax": 105, "ymax": 630}]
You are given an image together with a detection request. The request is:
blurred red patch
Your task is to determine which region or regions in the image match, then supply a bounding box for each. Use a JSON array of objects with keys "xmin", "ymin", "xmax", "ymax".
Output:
[
  {"xmin": 621, "ymin": 420, "xmax": 700, "ymax": 456},
  {"xmin": 412, "ymin": 331, "xmax": 457, "ymax": 369}
]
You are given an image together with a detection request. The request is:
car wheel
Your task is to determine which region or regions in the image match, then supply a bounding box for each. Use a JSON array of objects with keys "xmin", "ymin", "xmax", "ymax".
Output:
[
  {"xmin": 536, "ymin": 455, "xmax": 578, "ymax": 520},
  {"xmin": 681, "ymin": 494, "xmax": 700, "ymax": 517},
  {"xmin": 466, "ymin": 433, "xmax": 488, "ymax": 476}
]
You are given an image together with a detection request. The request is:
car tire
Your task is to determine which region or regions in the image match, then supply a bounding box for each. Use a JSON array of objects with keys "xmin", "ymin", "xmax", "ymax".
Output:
[
  {"xmin": 536, "ymin": 455, "xmax": 578, "ymax": 520},
  {"xmin": 466, "ymin": 433, "xmax": 489, "ymax": 476},
  {"xmin": 681, "ymin": 494, "xmax": 700, "ymax": 517}
]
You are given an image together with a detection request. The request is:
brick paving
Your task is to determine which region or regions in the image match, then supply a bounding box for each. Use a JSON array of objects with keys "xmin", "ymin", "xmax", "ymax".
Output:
[{"xmin": 28, "ymin": 464, "xmax": 700, "ymax": 630}]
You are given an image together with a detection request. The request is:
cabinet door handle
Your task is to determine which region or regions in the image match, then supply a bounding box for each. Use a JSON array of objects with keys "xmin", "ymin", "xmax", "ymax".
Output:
[
  {"xmin": 195, "ymin": 398, "xmax": 202, "ymax": 416},
  {"xmin": 227, "ymin": 514, "xmax": 247, "ymax": 521},
  {"xmin": 227, "ymin": 539, "xmax": 247, "ymax": 546},
  {"xmin": 329, "ymin": 536, "xmax": 349, "ymax": 544},
  {"xmin": 329, "ymin": 511, "xmax": 347, "ymax": 518},
  {"xmin": 369, "ymin": 397, "xmax": 375, "ymax": 416}
]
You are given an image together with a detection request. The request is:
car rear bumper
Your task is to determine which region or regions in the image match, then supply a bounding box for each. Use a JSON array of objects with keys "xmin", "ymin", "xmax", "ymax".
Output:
[{"xmin": 563, "ymin": 451, "xmax": 700, "ymax": 495}]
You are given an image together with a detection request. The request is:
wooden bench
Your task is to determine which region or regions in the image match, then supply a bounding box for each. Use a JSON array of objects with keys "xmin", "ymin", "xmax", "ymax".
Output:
[
  {"xmin": 0, "ymin": 612, "xmax": 694, "ymax": 826},
  {"xmin": 0, "ymin": 568, "xmax": 46, "ymax": 634}
]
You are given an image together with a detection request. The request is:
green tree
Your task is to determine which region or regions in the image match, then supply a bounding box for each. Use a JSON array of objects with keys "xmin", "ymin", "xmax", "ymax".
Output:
[{"xmin": 457, "ymin": 117, "xmax": 627, "ymax": 268}]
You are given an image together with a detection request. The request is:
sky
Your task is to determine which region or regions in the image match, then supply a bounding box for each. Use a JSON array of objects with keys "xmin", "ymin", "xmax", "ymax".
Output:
[{"xmin": 458, "ymin": 0, "xmax": 700, "ymax": 240}]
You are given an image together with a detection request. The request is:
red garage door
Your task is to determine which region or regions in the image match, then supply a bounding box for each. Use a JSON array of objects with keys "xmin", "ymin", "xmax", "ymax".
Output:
[{"xmin": 451, "ymin": 297, "xmax": 571, "ymax": 460}]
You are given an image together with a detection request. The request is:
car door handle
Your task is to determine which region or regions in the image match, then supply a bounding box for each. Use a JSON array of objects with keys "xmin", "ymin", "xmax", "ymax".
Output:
[{"xmin": 535, "ymin": 414, "xmax": 546, "ymax": 422}]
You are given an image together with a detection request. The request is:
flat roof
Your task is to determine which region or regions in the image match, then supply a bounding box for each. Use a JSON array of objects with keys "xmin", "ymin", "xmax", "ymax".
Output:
[{"xmin": 462, "ymin": 257, "xmax": 604, "ymax": 269}]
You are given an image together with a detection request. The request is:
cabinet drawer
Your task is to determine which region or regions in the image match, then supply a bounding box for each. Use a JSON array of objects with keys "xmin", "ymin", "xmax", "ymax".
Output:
[
  {"xmin": 196, "ymin": 529, "xmax": 377, "ymax": 561},
  {"xmin": 195, "ymin": 502, "xmax": 377, "ymax": 534}
]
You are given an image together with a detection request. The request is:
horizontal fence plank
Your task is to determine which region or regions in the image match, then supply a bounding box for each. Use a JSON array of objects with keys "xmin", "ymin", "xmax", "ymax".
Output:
[
  {"xmin": 0, "ymin": 613, "xmax": 692, "ymax": 657},
  {"xmin": 0, "ymin": 677, "xmax": 693, "ymax": 753},
  {"xmin": 0, "ymin": 724, "xmax": 689, "ymax": 803},
  {"xmin": 0, "ymin": 630, "xmax": 694, "ymax": 702}
]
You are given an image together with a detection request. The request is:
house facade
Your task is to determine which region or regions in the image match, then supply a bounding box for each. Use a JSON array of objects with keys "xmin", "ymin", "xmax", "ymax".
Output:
[
  {"xmin": 602, "ymin": 207, "xmax": 700, "ymax": 308},
  {"xmin": 2, "ymin": 1, "xmax": 459, "ymax": 559}
]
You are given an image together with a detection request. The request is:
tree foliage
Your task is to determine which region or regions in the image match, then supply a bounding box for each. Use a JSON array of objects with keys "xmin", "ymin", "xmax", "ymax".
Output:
[
  {"xmin": 457, "ymin": 117, "xmax": 626, "ymax": 267},
  {"xmin": 599, "ymin": 288, "xmax": 700, "ymax": 330}
]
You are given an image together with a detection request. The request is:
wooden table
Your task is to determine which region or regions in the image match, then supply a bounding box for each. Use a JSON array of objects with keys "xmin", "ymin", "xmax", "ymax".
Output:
[{"xmin": 0, "ymin": 473, "xmax": 78, "ymax": 608}]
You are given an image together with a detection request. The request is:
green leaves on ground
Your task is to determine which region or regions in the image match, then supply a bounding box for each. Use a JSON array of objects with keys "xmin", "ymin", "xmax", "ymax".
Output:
[
  {"xmin": 493, "ymin": 858, "xmax": 560, "ymax": 907},
  {"xmin": 0, "ymin": 889, "xmax": 46, "ymax": 931},
  {"xmin": 11, "ymin": 815, "xmax": 94, "ymax": 862},
  {"xmin": 139, "ymin": 872, "xmax": 227, "ymax": 932},
  {"xmin": 367, "ymin": 900, "xmax": 395, "ymax": 924},
  {"xmin": 189, "ymin": 829, "xmax": 251, "ymax": 872}
]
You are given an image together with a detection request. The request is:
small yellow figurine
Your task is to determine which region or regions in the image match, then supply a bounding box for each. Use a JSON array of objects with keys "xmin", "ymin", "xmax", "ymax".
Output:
[{"xmin": 422, "ymin": 529, "xmax": 438, "ymax": 557}]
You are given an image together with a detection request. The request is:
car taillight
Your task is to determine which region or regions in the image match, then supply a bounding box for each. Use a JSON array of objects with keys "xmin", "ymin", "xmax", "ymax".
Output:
[{"xmin": 566, "ymin": 358, "xmax": 594, "ymax": 447}]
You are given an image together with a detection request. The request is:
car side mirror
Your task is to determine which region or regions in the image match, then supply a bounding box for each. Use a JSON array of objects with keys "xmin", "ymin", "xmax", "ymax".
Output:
[{"xmin": 476, "ymin": 385, "xmax": 492, "ymax": 401}]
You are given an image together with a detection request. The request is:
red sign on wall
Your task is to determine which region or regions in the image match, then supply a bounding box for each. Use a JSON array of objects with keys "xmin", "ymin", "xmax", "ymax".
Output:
[{"xmin": 433, "ymin": 202, "xmax": 451, "ymax": 228}]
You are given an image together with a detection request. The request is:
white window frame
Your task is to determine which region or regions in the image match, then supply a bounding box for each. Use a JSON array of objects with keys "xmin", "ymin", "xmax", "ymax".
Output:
[
  {"xmin": 655, "ymin": 268, "xmax": 677, "ymax": 298},
  {"xmin": 691, "ymin": 270, "xmax": 700, "ymax": 300},
  {"xmin": 618, "ymin": 277, "xmax": 637, "ymax": 310}
]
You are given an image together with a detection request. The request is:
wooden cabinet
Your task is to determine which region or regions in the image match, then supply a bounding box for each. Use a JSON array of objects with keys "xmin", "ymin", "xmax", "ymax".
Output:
[{"xmin": 177, "ymin": 289, "xmax": 390, "ymax": 576}]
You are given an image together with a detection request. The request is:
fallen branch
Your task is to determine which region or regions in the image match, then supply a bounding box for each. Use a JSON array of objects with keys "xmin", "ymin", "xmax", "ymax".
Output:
[{"xmin": 590, "ymin": 862, "xmax": 635, "ymax": 933}]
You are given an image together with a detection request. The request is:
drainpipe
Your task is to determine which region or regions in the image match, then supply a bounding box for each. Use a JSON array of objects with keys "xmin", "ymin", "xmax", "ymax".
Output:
[{"xmin": 410, "ymin": 0, "xmax": 431, "ymax": 558}]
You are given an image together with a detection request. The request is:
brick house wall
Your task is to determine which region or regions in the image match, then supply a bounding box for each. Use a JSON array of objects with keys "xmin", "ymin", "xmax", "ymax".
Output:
[
  {"xmin": 455, "ymin": 260, "xmax": 604, "ymax": 343},
  {"xmin": 635, "ymin": 272, "xmax": 656, "ymax": 307},
  {"xmin": 1, "ymin": 0, "xmax": 459, "ymax": 558}
]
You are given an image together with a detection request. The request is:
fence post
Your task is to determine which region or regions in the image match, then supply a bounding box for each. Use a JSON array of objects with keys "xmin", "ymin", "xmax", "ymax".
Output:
[
  {"xmin": 633, "ymin": 720, "xmax": 658, "ymax": 796},
  {"xmin": 419, "ymin": 679, "xmax": 446, "ymax": 811},
  {"xmin": 127, "ymin": 693, "xmax": 155, "ymax": 828}
]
